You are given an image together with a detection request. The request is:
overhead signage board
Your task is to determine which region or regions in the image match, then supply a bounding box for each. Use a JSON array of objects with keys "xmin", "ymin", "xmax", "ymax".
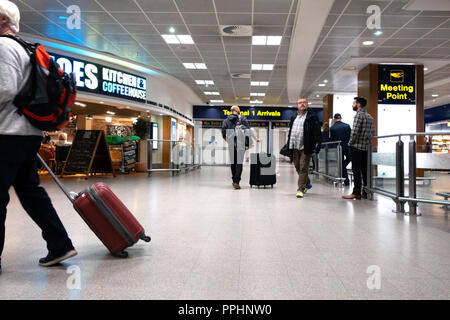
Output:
[
  {"xmin": 193, "ymin": 106, "xmax": 298, "ymax": 121},
  {"xmin": 49, "ymin": 53, "xmax": 147, "ymax": 102},
  {"xmin": 378, "ymin": 65, "xmax": 416, "ymax": 105}
]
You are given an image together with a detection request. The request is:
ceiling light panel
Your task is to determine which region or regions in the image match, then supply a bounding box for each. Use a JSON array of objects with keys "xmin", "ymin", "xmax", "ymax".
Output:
[
  {"xmin": 252, "ymin": 36, "xmax": 282, "ymax": 46},
  {"xmin": 251, "ymin": 81, "xmax": 269, "ymax": 86},
  {"xmin": 252, "ymin": 64, "xmax": 274, "ymax": 71},
  {"xmin": 184, "ymin": 63, "xmax": 207, "ymax": 69},
  {"xmin": 161, "ymin": 34, "xmax": 195, "ymax": 44}
]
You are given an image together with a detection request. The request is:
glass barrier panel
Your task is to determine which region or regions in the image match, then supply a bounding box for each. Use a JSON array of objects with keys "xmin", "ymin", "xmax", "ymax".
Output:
[
  {"xmin": 415, "ymin": 134, "xmax": 450, "ymax": 203},
  {"xmin": 327, "ymin": 147, "xmax": 340, "ymax": 178},
  {"xmin": 317, "ymin": 148, "xmax": 327, "ymax": 174},
  {"xmin": 371, "ymin": 136, "xmax": 399, "ymax": 194}
]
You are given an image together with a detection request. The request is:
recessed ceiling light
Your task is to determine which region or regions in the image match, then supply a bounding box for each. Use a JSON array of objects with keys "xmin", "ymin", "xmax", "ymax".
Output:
[
  {"xmin": 432, "ymin": 94, "xmax": 439, "ymax": 97},
  {"xmin": 99, "ymin": 101, "xmax": 104, "ymax": 104},
  {"xmin": 362, "ymin": 40, "xmax": 374, "ymax": 46},
  {"xmin": 74, "ymin": 102, "xmax": 86, "ymax": 107},
  {"xmin": 184, "ymin": 63, "xmax": 207, "ymax": 69},
  {"xmin": 323, "ymin": 80, "xmax": 328, "ymax": 83},
  {"xmin": 196, "ymin": 80, "xmax": 214, "ymax": 85},
  {"xmin": 250, "ymin": 99, "xmax": 263, "ymax": 104},
  {"xmin": 106, "ymin": 111, "xmax": 115, "ymax": 115},
  {"xmin": 424, "ymin": 67, "xmax": 429, "ymax": 71},
  {"xmin": 204, "ymin": 92, "xmax": 220, "ymax": 95},
  {"xmin": 267, "ymin": 36, "xmax": 282, "ymax": 45},
  {"xmin": 316, "ymin": 94, "xmax": 320, "ymax": 98},
  {"xmin": 318, "ymin": 83, "xmax": 326, "ymax": 87},
  {"xmin": 105, "ymin": 116, "xmax": 112, "ymax": 123},
  {"xmin": 252, "ymin": 64, "xmax": 273, "ymax": 71},
  {"xmin": 169, "ymin": 27, "xmax": 175, "ymax": 33},
  {"xmin": 210, "ymin": 100, "xmax": 224, "ymax": 103},
  {"xmin": 250, "ymin": 93, "xmax": 266, "ymax": 96},
  {"xmin": 161, "ymin": 34, "xmax": 194, "ymax": 44},
  {"xmin": 374, "ymin": 30, "xmax": 383, "ymax": 36},
  {"xmin": 308, "ymin": 102, "xmax": 312, "ymax": 105},
  {"xmin": 252, "ymin": 35, "xmax": 282, "ymax": 46},
  {"xmin": 251, "ymin": 81, "xmax": 269, "ymax": 86}
]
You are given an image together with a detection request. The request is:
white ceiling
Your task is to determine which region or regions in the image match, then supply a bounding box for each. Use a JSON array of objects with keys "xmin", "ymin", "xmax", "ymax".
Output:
[{"xmin": 15, "ymin": 0, "xmax": 450, "ymax": 108}]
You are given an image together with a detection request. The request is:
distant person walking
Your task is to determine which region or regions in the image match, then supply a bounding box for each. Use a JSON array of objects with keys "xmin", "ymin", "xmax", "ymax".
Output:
[
  {"xmin": 343, "ymin": 97, "xmax": 375, "ymax": 200},
  {"xmin": 330, "ymin": 113, "xmax": 352, "ymax": 186},
  {"xmin": 222, "ymin": 106, "xmax": 260, "ymax": 189},
  {"xmin": 286, "ymin": 98, "xmax": 322, "ymax": 198}
]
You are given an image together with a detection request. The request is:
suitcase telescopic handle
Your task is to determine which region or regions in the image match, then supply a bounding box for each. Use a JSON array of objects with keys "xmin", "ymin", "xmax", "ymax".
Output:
[{"xmin": 36, "ymin": 153, "xmax": 77, "ymax": 203}]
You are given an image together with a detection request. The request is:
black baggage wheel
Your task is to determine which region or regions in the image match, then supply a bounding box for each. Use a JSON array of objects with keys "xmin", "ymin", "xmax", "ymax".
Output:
[
  {"xmin": 113, "ymin": 250, "xmax": 129, "ymax": 258},
  {"xmin": 140, "ymin": 234, "xmax": 151, "ymax": 242},
  {"xmin": 271, "ymin": 185, "xmax": 273, "ymax": 188}
]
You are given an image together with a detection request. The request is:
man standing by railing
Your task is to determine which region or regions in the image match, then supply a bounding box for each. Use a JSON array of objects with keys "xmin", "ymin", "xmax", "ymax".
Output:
[
  {"xmin": 343, "ymin": 97, "xmax": 375, "ymax": 200},
  {"xmin": 330, "ymin": 113, "xmax": 352, "ymax": 186}
]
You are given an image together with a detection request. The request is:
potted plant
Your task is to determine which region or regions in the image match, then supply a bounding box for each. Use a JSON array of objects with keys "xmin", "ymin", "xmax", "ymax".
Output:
[{"xmin": 133, "ymin": 117, "xmax": 151, "ymax": 172}]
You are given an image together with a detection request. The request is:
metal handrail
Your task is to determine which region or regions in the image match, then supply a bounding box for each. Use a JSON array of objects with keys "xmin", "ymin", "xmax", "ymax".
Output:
[
  {"xmin": 366, "ymin": 132, "xmax": 450, "ymax": 216},
  {"xmin": 373, "ymin": 131, "xmax": 449, "ymax": 139},
  {"xmin": 312, "ymin": 140, "xmax": 344, "ymax": 186},
  {"xmin": 321, "ymin": 140, "xmax": 342, "ymax": 145},
  {"xmin": 146, "ymin": 139, "xmax": 200, "ymax": 176}
]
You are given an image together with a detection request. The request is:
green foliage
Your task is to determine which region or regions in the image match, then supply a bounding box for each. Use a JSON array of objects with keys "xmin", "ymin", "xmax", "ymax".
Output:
[{"xmin": 133, "ymin": 117, "xmax": 150, "ymax": 140}]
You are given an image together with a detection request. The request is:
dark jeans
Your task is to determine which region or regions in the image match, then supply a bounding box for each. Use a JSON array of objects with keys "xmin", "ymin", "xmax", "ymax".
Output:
[
  {"xmin": 0, "ymin": 135, "xmax": 74, "ymax": 259},
  {"xmin": 229, "ymin": 146, "xmax": 245, "ymax": 184},
  {"xmin": 342, "ymin": 147, "xmax": 351, "ymax": 183},
  {"xmin": 350, "ymin": 146, "xmax": 368, "ymax": 196}
]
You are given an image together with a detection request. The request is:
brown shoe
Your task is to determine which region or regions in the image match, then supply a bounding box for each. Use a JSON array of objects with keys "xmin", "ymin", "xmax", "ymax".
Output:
[
  {"xmin": 342, "ymin": 194, "xmax": 361, "ymax": 200},
  {"xmin": 232, "ymin": 183, "xmax": 241, "ymax": 189}
]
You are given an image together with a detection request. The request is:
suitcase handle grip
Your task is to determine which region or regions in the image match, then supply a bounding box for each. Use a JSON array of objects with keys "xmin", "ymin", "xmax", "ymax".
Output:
[{"xmin": 36, "ymin": 153, "xmax": 77, "ymax": 203}]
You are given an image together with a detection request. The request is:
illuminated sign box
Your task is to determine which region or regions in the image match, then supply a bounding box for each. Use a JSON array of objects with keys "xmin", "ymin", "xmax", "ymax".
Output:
[
  {"xmin": 193, "ymin": 106, "xmax": 298, "ymax": 121},
  {"xmin": 378, "ymin": 65, "xmax": 416, "ymax": 105},
  {"xmin": 49, "ymin": 53, "xmax": 147, "ymax": 102}
]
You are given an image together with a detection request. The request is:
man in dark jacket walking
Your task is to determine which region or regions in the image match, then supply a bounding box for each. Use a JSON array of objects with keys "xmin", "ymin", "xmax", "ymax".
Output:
[
  {"xmin": 222, "ymin": 105, "xmax": 260, "ymax": 189},
  {"xmin": 287, "ymin": 98, "xmax": 322, "ymax": 198},
  {"xmin": 330, "ymin": 113, "xmax": 352, "ymax": 185}
]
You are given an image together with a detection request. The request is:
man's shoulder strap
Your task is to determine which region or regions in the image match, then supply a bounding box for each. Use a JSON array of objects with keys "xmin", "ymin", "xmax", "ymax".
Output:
[{"xmin": 0, "ymin": 34, "xmax": 35, "ymax": 55}]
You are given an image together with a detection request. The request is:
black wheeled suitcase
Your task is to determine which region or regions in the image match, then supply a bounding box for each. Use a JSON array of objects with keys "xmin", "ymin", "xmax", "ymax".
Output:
[{"xmin": 250, "ymin": 153, "xmax": 276, "ymax": 188}]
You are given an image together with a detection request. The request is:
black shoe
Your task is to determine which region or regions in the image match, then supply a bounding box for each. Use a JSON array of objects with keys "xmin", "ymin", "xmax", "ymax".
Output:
[{"xmin": 39, "ymin": 249, "xmax": 77, "ymax": 267}]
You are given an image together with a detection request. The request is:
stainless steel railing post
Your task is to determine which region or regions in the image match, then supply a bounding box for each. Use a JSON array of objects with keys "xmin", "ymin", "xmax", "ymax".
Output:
[
  {"xmin": 337, "ymin": 142, "xmax": 343, "ymax": 187},
  {"xmin": 147, "ymin": 139, "xmax": 153, "ymax": 176},
  {"xmin": 366, "ymin": 143, "xmax": 374, "ymax": 200},
  {"xmin": 393, "ymin": 136, "xmax": 405, "ymax": 214},
  {"xmin": 406, "ymin": 135, "xmax": 420, "ymax": 216},
  {"xmin": 325, "ymin": 144, "xmax": 329, "ymax": 177}
]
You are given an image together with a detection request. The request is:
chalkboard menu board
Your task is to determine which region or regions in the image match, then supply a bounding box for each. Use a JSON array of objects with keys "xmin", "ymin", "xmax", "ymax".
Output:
[{"xmin": 63, "ymin": 130, "xmax": 115, "ymax": 179}]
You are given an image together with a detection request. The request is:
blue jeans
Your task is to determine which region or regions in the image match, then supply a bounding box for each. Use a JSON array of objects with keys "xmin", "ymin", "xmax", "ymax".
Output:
[{"xmin": 0, "ymin": 135, "xmax": 74, "ymax": 258}]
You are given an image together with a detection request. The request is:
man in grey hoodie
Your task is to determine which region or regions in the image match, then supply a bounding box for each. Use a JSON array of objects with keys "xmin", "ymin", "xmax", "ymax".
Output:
[{"xmin": 0, "ymin": 1, "xmax": 77, "ymax": 273}]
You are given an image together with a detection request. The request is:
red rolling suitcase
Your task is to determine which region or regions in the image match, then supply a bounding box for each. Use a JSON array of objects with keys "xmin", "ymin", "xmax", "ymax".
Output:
[{"xmin": 37, "ymin": 154, "xmax": 151, "ymax": 258}]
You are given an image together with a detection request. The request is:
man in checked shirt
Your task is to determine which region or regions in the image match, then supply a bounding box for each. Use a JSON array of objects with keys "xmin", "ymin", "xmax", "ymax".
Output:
[{"xmin": 343, "ymin": 97, "xmax": 375, "ymax": 200}]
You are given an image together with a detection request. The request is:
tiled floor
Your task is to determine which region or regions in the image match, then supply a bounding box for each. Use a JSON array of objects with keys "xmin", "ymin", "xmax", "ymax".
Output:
[{"xmin": 0, "ymin": 165, "xmax": 449, "ymax": 300}]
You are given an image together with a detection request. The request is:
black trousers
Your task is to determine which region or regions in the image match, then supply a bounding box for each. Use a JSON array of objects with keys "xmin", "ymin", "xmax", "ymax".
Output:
[
  {"xmin": 342, "ymin": 147, "xmax": 351, "ymax": 183},
  {"xmin": 229, "ymin": 146, "xmax": 245, "ymax": 184},
  {"xmin": 350, "ymin": 146, "xmax": 368, "ymax": 195},
  {"xmin": 0, "ymin": 135, "xmax": 74, "ymax": 258}
]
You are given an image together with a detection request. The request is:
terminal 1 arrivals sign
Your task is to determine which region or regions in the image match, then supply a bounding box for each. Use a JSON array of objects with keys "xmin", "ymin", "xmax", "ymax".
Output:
[
  {"xmin": 378, "ymin": 64, "xmax": 416, "ymax": 105},
  {"xmin": 193, "ymin": 106, "xmax": 298, "ymax": 121},
  {"xmin": 49, "ymin": 53, "xmax": 147, "ymax": 102}
]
